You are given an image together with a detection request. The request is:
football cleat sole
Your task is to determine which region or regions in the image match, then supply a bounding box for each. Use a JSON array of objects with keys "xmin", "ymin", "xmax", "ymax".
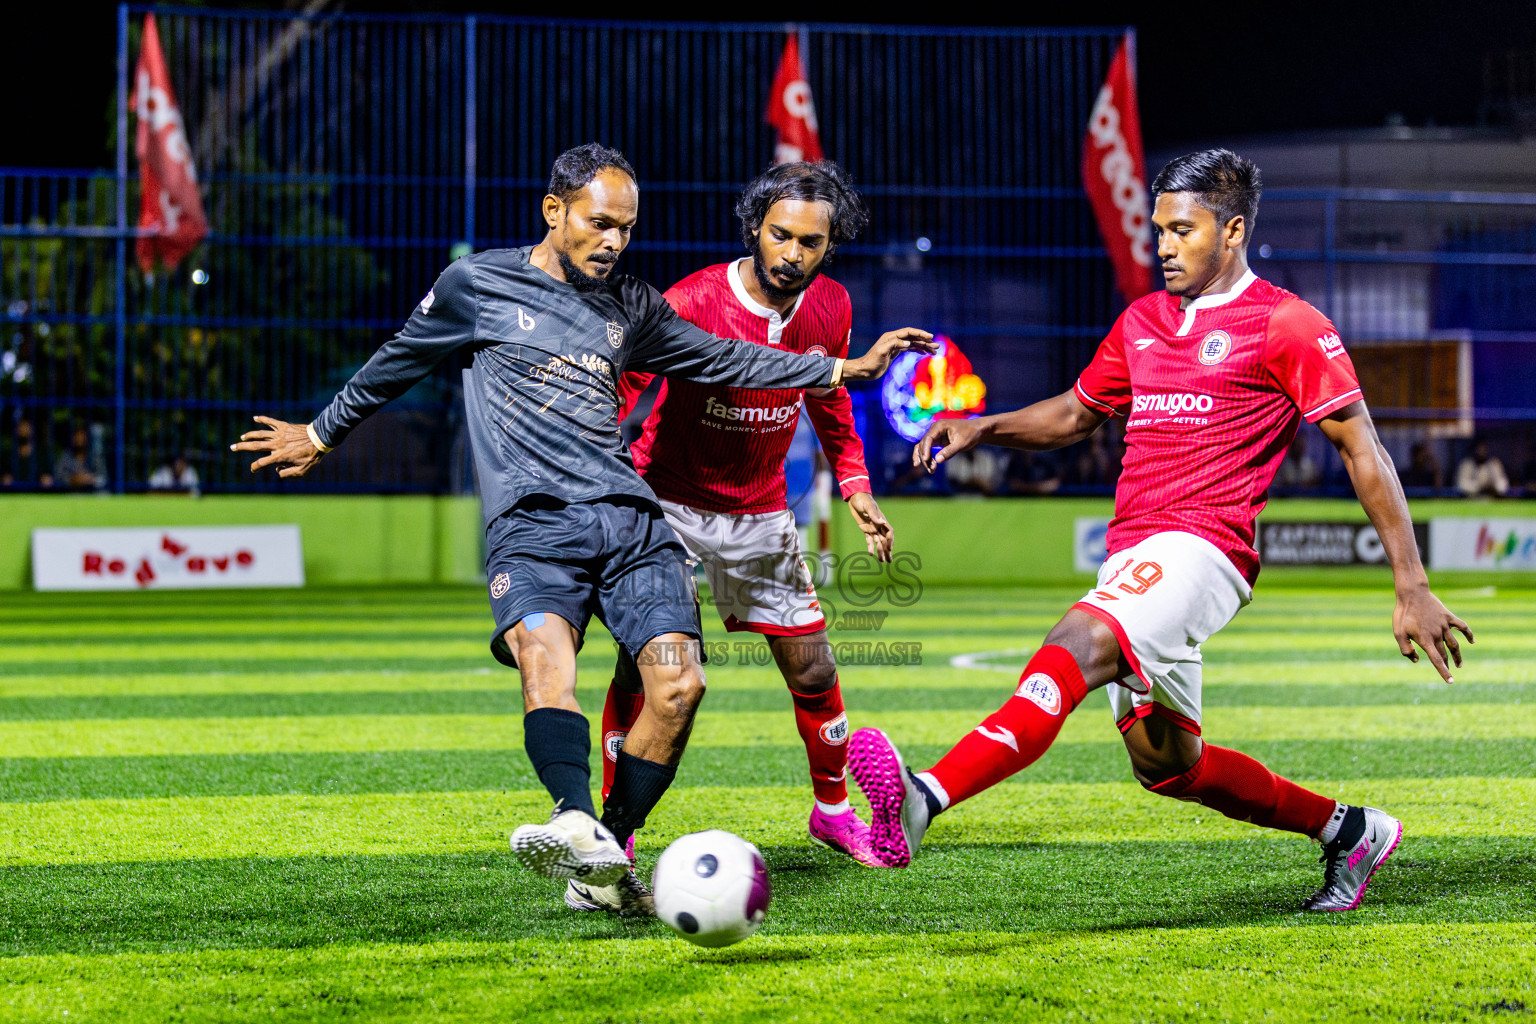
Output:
[
  {"xmin": 510, "ymin": 824, "xmax": 630, "ymax": 885},
  {"xmin": 846, "ymin": 728, "xmax": 917, "ymax": 868}
]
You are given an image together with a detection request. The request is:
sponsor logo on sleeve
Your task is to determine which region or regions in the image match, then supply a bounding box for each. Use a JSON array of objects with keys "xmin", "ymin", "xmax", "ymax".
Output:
[
  {"xmin": 419, "ymin": 289, "xmax": 435, "ymax": 313},
  {"xmin": 1197, "ymin": 330, "xmax": 1232, "ymax": 365},
  {"xmin": 818, "ymin": 713, "xmax": 850, "ymax": 745},
  {"xmin": 1015, "ymin": 672, "xmax": 1063, "ymax": 715},
  {"xmin": 489, "ymin": 572, "xmax": 511, "ymax": 599},
  {"xmin": 1317, "ymin": 333, "xmax": 1345, "ymax": 359},
  {"xmin": 606, "ymin": 320, "xmax": 625, "ymax": 349}
]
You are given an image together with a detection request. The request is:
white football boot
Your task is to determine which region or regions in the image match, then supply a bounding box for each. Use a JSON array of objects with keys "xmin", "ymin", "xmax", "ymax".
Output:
[
  {"xmin": 510, "ymin": 807, "xmax": 630, "ymax": 885},
  {"xmin": 564, "ymin": 872, "xmax": 656, "ymax": 917},
  {"xmin": 1302, "ymin": 805, "xmax": 1403, "ymax": 912}
]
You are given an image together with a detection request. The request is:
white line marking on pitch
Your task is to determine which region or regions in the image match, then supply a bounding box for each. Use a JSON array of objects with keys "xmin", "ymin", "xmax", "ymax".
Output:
[{"xmin": 949, "ymin": 648, "xmax": 1036, "ymax": 673}]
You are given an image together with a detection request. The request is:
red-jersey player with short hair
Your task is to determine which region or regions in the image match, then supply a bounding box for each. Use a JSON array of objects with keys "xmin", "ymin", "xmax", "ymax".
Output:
[
  {"xmin": 847, "ymin": 149, "xmax": 1474, "ymax": 911},
  {"xmin": 565, "ymin": 161, "xmax": 927, "ymax": 913}
]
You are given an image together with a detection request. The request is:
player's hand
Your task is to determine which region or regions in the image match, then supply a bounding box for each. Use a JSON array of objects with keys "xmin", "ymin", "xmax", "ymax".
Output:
[
  {"xmin": 230, "ymin": 415, "xmax": 326, "ymax": 479},
  {"xmin": 848, "ymin": 492, "xmax": 895, "ymax": 562},
  {"xmin": 839, "ymin": 328, "xmax": 936, "ymax": 382},
  {"xmin": 1392, "ymin": 583, "xmax": 1473, "ymax": 683},
  {"xmin": 913, "ymin": 416, "xmax": 991, "ymax": 473}
]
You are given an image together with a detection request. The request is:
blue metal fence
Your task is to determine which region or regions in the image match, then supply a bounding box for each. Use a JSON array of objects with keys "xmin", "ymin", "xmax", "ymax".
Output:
[{"xmin": 1, "ymin": 8, "xmax": 1533, "ymax": 497}]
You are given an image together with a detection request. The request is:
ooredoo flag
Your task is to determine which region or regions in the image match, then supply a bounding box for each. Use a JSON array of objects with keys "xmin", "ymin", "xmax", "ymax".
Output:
[
  {"xmin": 765, "ymin": 34, "xmax": 823, "ymax": 165},
  {"xmin": 1082, "ymin": 35, "xmax": 1153, "ymax": 301},
  {"xmin": 133, "ymin": 14, "xmax": 208, "ymax": 273}
]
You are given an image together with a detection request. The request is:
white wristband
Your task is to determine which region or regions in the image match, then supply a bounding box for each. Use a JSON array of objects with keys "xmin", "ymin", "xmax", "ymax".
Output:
[{"xmin": 305, "ymin": 423, "xmax": 334, "ymax": 454}]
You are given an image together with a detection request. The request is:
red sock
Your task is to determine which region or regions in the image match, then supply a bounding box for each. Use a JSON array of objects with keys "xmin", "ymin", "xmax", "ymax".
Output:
[
  {"xmin": 600, "ymin": 680, "xmax": 645, "ymax": 802},
  {"xmin": 1149, "ymin": 744, "xmax": 1336, "ymax": 837},
  {"xmin": 927, "ymin": 646, "xmax": 1087, "ymax": 808},
  {"xmin": 789, "ymin": 680, "xmax": 851, "ymax": 806}
]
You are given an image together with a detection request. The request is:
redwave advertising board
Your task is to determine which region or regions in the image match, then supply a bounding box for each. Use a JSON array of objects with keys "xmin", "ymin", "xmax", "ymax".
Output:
[{"xmin": 31, "ymin": 526, "xmax": 305, "ymax": 591}]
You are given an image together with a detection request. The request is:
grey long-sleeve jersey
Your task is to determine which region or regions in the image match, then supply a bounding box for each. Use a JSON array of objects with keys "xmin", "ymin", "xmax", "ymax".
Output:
[{"xmin": 311, "ymin": 246, "xmax": 839, "ymax": 524}]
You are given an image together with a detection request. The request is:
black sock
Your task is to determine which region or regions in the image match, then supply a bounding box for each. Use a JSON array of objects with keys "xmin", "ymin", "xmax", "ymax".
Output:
[
  {"xmin": 1328, "ymin": 805, "xmax": 1366, "ymax": 850},
  {"xmin": 601, "ymin": 750, "xmax": 678, "ymax": 845},
  {"xmin": 523, "ymin": 707, "xmax": 595, "ymax": 817}
]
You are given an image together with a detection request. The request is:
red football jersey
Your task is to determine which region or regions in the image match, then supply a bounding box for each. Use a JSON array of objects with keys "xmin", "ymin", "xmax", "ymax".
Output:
[
  {"xmin": 1075, "ymin": 271, "xmax": 1362, "ymax": 583},
  {"xmin": 618, "ymin": 260, "xmax": 872, "ymax": 515}
]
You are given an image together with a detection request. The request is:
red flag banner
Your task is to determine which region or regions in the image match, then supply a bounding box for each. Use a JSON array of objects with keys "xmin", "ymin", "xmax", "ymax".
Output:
[
  {"xmin": 765, "ymin": 34, "xmax": 823, "ymax": 165},
  {"xmin": 133, "ymin": 13, "xmax": 208, "ymax": 274},
  {"xmin": 1083, "ymin": 36, "xmax": 1153, "ymax": 301}
]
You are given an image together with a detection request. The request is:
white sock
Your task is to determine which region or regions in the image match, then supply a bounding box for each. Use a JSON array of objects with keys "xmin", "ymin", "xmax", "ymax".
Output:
[
  {"xmin": 916, "ymin": 771, "xmax": 951, "ymax": 811},
  {"xmin": 816, "ymin": 799, "xmax": 850, "ymax": 816},
  {"xmin": 1318, "ymin": 802, "xmax": 1348, "ymax": 843}
]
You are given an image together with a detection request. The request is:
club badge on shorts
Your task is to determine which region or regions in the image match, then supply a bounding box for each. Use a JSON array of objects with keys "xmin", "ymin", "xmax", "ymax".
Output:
[{"xmin": 489, "ymin": 572, "xmax": 510, "ymax": 599}]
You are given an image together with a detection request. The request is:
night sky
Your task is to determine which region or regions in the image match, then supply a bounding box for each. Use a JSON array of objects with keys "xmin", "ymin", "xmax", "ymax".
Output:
[{"xmin": 4, "ymin": 0, "xmax": 1534, "ymax": 169}]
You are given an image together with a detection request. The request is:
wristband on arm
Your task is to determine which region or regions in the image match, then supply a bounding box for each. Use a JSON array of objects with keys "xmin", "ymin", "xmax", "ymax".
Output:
[{"xmin": 305, "ymin": 423, "xmax": 334, "ymax": 453}]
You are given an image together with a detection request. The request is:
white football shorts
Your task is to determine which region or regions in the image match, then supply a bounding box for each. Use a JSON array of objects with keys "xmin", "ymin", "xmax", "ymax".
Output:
[
  {"xmin": 659, "ymin": 500, "xmax": 826, "ymax": 636},
  {"xmin": 1073, "ymin": 530, "xmax": 1252, "ymax": 736}
]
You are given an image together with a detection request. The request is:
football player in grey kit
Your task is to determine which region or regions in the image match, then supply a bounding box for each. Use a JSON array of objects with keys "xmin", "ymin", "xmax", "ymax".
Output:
[{"xmin": 233, "ymin": 144, "xmax": 933, "ymax": 916}]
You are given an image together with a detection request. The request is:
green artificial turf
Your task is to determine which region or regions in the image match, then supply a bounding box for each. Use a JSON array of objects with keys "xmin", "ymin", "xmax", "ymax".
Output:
[{"xmin": 1, "ymin": 581, "xmax": 1533, "ymax": 1022}]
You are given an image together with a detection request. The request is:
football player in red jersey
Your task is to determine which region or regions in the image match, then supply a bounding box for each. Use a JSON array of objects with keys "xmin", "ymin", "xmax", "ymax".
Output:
[
  {"xmin": 846, "ymin": 149, "xmax": 1473, "ymax": 911},
  {"xmin": 567, "ymin": 162, "xmax": 921, "ymax": 914}
]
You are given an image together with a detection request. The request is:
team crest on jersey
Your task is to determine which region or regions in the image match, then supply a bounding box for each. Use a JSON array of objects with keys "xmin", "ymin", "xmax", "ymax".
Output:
[
  {"xmin": 489, "ymin": 572, "xmax": 510, "ymax": 599},
  {"xmin": 1015, "ymin": 672, "xmax": 1062, "ymax": 715},
  {"xmin": 605, "ymin": 321, "xmax": 625, "ymax": 349},
  {"xmin": 819, "ymin": 713, "xmax": 850, "ymax": 745},
  {"xmin": 1197, "ymin": 330, "xmax": 1233, "ymax": 365},
  {"xmin": 806, "ymin": 344, "xmax": 828, "ymax": 358}
]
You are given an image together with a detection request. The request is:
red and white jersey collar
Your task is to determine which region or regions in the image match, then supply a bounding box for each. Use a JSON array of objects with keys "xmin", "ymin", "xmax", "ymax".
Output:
[
  {"xmin": 1172, "ymin": 269, "xmax": 1257, "ymax": 336},
  {"xmin": 726, "ymin": 258, "xmax": 804, "ymax": 345}
]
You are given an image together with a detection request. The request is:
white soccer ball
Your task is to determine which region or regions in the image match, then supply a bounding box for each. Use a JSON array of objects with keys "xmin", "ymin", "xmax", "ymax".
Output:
[{"xmin": 651, "ymin": 829, "xmax": 771, "ymax": 948}]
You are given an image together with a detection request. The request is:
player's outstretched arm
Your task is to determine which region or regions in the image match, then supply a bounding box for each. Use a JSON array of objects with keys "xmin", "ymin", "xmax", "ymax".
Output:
[
  {"xmin": 1318, "ymin": 401, "xmax": 1473, "ymax": 681},
  {"xmin": 231, "ymin": 416, "xmax": 325, "ymax": 478},
  {"xmin": 914, "ymin": 389, "xmax": 1107, "ymax": 473},
  {"xmin": 837, "ymin": 329, "xmax": 938, "ymax": 382}
]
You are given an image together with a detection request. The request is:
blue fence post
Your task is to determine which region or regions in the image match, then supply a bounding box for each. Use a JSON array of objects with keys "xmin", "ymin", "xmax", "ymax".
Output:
[
  {"xmin": 114, "ymin": 2, "xmax": 129, "ymax": 494},
  {"xmin": 464, "ymin": 15, "xmax": 477, "ymax": 254},
  {"xmin": 1323, "ymin": 192, "xmax": 1338, "ymax": 321}
]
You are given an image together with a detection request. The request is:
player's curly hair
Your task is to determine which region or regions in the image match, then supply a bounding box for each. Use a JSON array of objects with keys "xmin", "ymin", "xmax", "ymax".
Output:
[
  {"xmin": 547, "ymin": 143, "xmax": 637, "ymax": 203},
  {"xmin": 734, "ymin": 161, "xmax": 870, "ymax": 254},
  {"xmin": 1151, "ymin": 149, "xmax": 1263, "ymax": 235}
]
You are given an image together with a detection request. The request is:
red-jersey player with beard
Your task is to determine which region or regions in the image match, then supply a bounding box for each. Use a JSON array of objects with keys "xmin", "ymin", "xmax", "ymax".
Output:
[
  {"xmin": 845, "ymin": 149, "xmax": 1474, "ymax": 912},
  {"xmin": 563, "ymin": 162, "xmax": 919, "ymax": 915}
]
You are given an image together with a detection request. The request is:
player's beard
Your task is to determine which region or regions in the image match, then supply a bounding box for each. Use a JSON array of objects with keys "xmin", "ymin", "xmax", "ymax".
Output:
[
  {"xmin": 751, "ymin": 247, "xmax": 821, "ymax": 303},
  {"xmin": 558, "ymin": 249, "xmax": 618, "ymax": 293},
  {"xmin": 1163, "ymin": 244, "xmax": 1224, "ymax": 298}
]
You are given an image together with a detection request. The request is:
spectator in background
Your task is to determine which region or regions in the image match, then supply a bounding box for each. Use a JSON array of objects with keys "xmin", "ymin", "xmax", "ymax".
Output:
[
  {"xmin": 149, "ymin": 454, "xmax": 200, "ymax": 496},
  {"xmin": 943, "ymin": 444, "xmax": 1003, "ymax": 495},
  {"xmin": 1456, "ymin": 437, "xmax": 1509, "ymax": 497},
  {"xmin": 2, "ymin": 418, "xmax": 52, "ymax": 488},
  {"xmin": 1003, "ymin": 449, "xmax": 1062, "ymax": 495},
  {"xmin": 53, "ymin": 427, "xmax": 106, "ymax": 492},
  {"xmin": 1276, "ymin": 434, "xmax": 1321, "ymax": 490},
  {"xmin": 1401, "ymin": 441, "xmax": 1444, "ymax": 491}
]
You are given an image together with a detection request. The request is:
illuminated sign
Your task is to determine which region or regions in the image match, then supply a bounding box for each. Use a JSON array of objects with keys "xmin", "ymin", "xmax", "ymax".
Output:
[{"xmin": 880, "ymin": 334, "xmax": 986, "ymax": 442}]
